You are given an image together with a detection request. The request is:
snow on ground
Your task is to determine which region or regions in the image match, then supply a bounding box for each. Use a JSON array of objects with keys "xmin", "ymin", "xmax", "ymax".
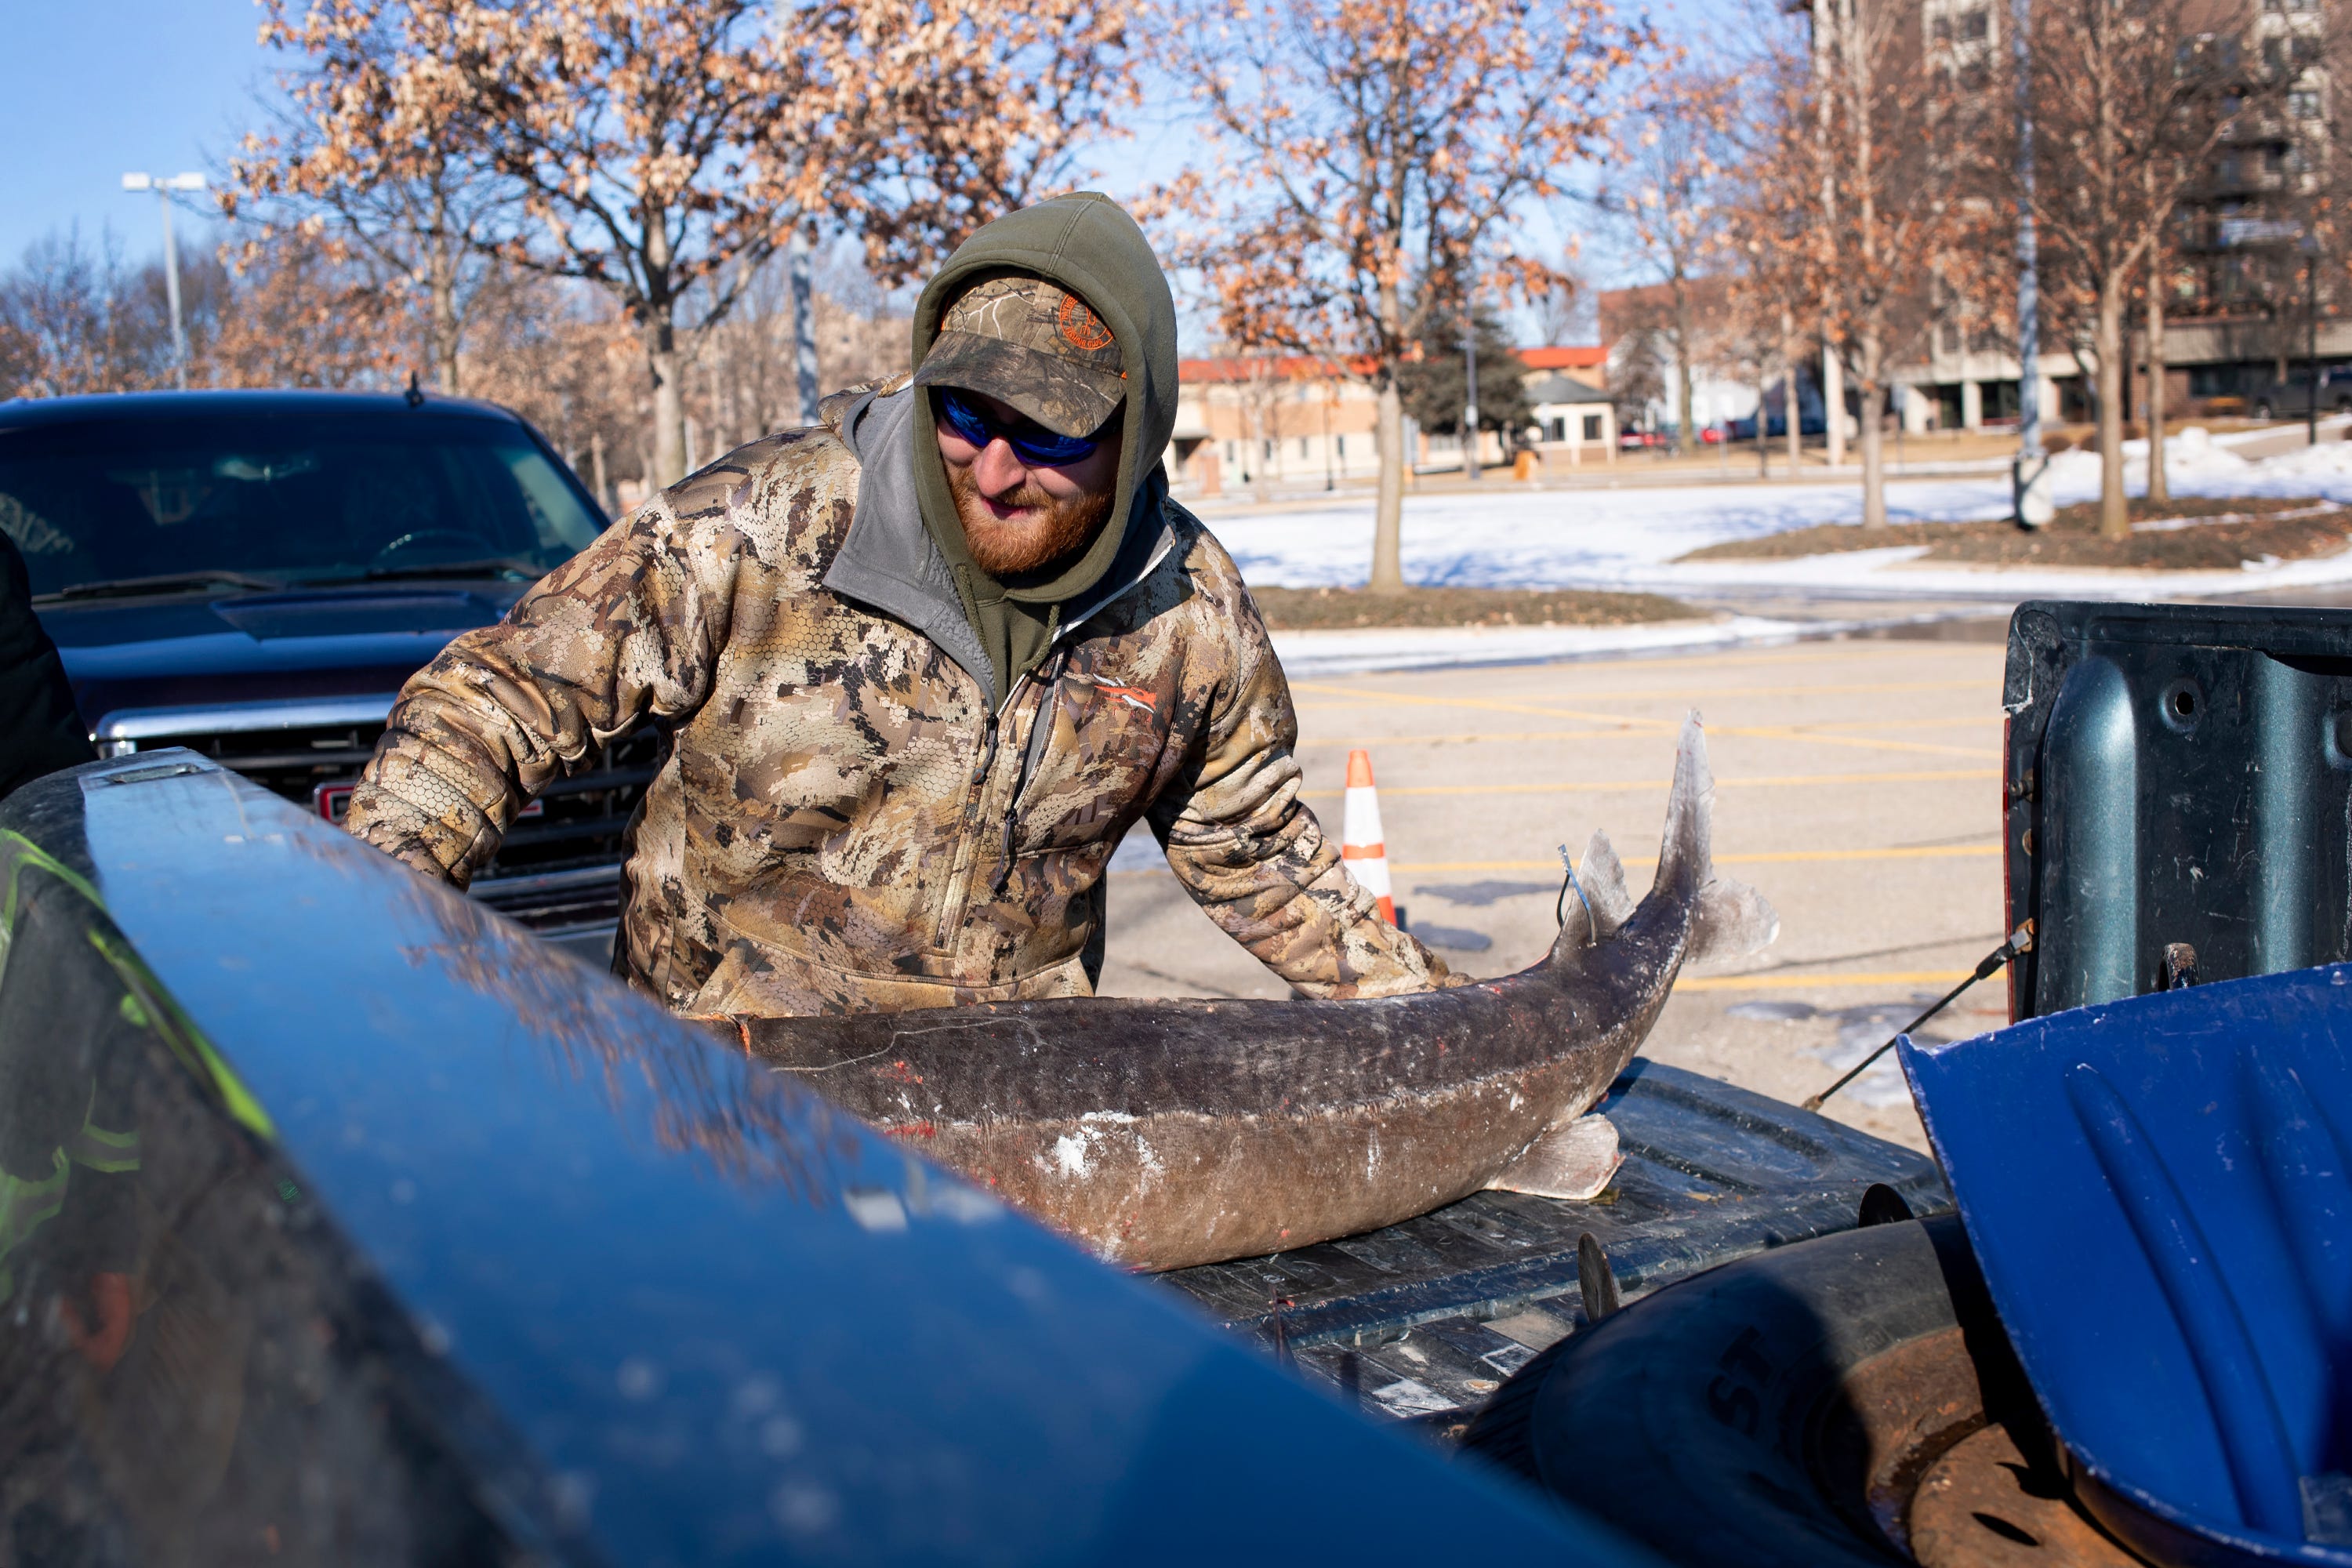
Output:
[
  {"xmin": 1268, "ymin": 614, "xmax": 1872, "ymax": 678},
  {"xmin": 1210, "ymin": 426, "xmax": 2352, "ymax": 603}
]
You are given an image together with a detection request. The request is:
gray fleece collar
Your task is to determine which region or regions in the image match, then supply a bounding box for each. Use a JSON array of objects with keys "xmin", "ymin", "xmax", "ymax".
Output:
[{"xmin": 822, "ymin": 386, "xmax": 1178, "ymax": 710}]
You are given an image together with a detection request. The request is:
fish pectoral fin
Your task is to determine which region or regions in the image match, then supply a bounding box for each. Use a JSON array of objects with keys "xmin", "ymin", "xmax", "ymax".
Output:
[{"xmin": 1486, "ymin": 1113, "xmax": 1621, "ymax": 1201}]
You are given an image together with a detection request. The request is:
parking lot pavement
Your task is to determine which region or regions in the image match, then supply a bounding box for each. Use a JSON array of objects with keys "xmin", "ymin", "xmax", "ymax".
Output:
[{"xmin": 1097, "ymin": 629, "xmax": 2016, "ymax": 1152}]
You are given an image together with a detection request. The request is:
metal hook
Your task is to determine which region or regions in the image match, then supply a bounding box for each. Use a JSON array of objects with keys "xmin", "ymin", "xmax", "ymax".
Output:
[{"xmin": 1556, "ymin": 843, "xmax": 1596, "ymax": 945}]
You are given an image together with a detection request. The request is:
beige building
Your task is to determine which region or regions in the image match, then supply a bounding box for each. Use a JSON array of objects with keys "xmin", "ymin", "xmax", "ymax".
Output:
[
  {"xmin": 1524, "ymin": 366, "xmax": 1618, "ymax": 467},
  {"xmin": 1167, "ymin": 356, "xmax": 1385, "ymax": 497},
  {"xmin": 1167, "ymin": 345, "xmax": 1620, "ymax": 495}
]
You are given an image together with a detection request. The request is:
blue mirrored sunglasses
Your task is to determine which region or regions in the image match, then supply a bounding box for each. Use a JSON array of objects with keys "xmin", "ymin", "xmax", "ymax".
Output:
[{"xmin": 937, "ymin": 387, "xmax": 1105, "ymax": 467}]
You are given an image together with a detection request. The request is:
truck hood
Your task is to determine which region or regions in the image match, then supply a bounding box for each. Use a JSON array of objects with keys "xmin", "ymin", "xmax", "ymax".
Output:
[{"xmin": 38, "ymin": 583, "xmax": 524, "ymax": 729}]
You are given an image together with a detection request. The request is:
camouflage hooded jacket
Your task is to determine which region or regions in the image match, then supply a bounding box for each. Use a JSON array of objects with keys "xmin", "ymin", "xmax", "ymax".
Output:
[{"xmin": 344, "ymin": 382, "xmax": 1453, "ymax": 1017}]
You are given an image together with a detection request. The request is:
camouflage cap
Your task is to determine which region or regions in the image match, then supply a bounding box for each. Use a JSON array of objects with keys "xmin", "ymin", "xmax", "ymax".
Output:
[{"xmin": 913, "ymin": 274, "xmax": 1127, "ymax": 437}]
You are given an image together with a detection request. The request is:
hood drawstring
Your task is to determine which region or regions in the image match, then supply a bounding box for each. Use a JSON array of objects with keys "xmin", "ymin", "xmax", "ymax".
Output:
[{"xmin": 993, "ymin": 648, "xmax": 1071, "ymax": 896}]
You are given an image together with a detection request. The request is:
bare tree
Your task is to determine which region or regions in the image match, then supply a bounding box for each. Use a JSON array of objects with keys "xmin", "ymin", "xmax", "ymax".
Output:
[
  {"xmin": 821, "ymin": 0, "xmax": 1139, "ymax": 288},
  {"xmin": 1596, "ymin": 69, "xmax": 1740, "ymax": 456},
  {"xmin": 416, "ymin": 0, "xmax": 838, "ymax": 488},
  {"xmin": 1746, "ymin": 0, "xmax": 1987, "ymax": 527},
  {"xmin": 0, "ymin": 227, "xmax": 222, "ymax": 397},
  {"xmin": 205, "ymin": 226, "xmax": 413, "ymax": 388},
  {"xmin": 2016, "ymin": 0, "xmax": 2278, "ymax": 536},
  {"xmin": 230, "ymin": 0, "xmax": 516, "ymax": 394},
  {"xmin": 1164, "ymin": 0, "xmax": 1646, "ymax": 591}
]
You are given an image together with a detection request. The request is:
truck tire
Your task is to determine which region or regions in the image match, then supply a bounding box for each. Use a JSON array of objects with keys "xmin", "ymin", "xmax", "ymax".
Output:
[{"xmin": 1461, "ymin": 1217, "xmax": 2045, "ymax": 1567}]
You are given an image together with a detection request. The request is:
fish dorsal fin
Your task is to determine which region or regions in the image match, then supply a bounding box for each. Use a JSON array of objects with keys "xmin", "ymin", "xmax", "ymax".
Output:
[
  {"xmin": 1551, "ymin": 829, "xmax": 1636, "ymax": 956},
  {"xmin": 1577, "ymin": 829, "xmax": 1635, "ymax": 938}
]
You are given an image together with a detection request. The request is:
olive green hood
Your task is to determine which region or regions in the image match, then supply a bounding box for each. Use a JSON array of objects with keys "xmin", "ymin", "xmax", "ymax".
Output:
[{"xmin": 908, "ymin": 193, "xmax": 1181, "ymax": 697}]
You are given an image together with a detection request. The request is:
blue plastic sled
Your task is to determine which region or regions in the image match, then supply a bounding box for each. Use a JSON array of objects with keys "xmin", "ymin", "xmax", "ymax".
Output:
[{"xmin": 1902, "ymin": 964, "xmax": 2352, "ymax": 1567}]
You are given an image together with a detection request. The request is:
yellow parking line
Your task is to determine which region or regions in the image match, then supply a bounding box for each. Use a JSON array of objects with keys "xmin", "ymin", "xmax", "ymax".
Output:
[
  {"xmin": 1298, "ymin": 768, "xmax": 1994, "ymax": 800},
  {"xmin": 1544, "ymin": 680, "xmax": 1992, "ymax": 702},
  {"xmin": 1385, "ymin": 845, "xmax": 2001, "ymax": 872},
  {"xmin": 1287, "ymin": 682, "xmax": 1998, "ymax": 760},
  {"xmin": 1294, "ymin": 717, "xmax": 2002, "ymax": 747},
  {"xmin": 1714, "ymin": 724, "xmax": 1998, "ymax": 760},
  {"xmin": 1675, "ymin": 969, "xmax": 1974, "ymax": 992}
]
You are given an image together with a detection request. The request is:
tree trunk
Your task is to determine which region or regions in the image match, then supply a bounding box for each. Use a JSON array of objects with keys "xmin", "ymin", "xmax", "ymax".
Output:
[
  {"xmin": 1784, "ymin": 310, "xmax": 1802, "ymax": 469},
  {"xmin": 2145, "ymin": 280, "xmax": 2169, "ymax": 504},
  {"xmin": 1370, "ymin": 375, "xmax": 1406, "ymax": 592},
  {"xmin": 2096, "ymin": 274, "xmax": 2128, "ymax": 540},
  {"xmin": 1673, "ymin": 274, "xmax": 1695, "ymax": 459},
  {"xmin": 647, "ymin": 308, "xmax": 687, "ymax": 489},
  {"xmin": 1859, "ymin": 333, "xmax": 1889, "ymax": 528},
  {"xmin": 428, "ymin": 245, "xmax": 459, "ymax": 395},
  {"xmin": 590, "ymin": 429, "xmax": 612, "ymax": 515},
  {"xmin": 1824, "ymin": 340, "xmax": 1846, "ymax": 466}
]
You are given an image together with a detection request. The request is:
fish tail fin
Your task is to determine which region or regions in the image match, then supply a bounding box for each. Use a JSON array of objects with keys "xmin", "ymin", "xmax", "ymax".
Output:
[
  {"xmin": 1657, "ymin": 712, "xmax": 1779, "ymax": 964},
  {"xmin": 1554, "ymin": 714, "xmax": 1777, "ymax": 967}
]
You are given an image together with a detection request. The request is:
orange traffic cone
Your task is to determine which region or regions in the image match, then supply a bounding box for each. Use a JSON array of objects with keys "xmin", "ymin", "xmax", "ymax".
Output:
[{"xmin": 1341, "ymin": 749, "xmax": 1396, "ymax": 925}]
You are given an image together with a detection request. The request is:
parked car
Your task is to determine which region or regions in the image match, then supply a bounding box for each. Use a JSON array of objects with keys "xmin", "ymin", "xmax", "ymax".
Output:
[
  {"xmin": 5, "ymin": 390, "xmax": 645, "ymax": 960},
  {"xmin": 1726, "ymin": 411, "xmax": 1828, "ymax": 441},
  {"xmin": 2247, "ymin": 364, "xmax": 2352, "ymax": 419}
]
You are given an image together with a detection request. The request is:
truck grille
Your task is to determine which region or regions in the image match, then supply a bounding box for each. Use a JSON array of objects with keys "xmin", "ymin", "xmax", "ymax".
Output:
[{"xmin": 94, "ymin": 696, "xmax": 662, "ymax": 934}]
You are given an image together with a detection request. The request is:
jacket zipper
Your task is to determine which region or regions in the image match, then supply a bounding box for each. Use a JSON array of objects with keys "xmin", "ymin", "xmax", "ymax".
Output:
[
  {"xmin": 932, "ymin": 675, "xmax": 1021, "ymax": 949},
  {"xmin": 931, "ymin": 524, "xmax": 1178, "ymax": 950},
  {"xmin": 993, "ymin": 650, "xmax": 1070, "ymax": 896}
]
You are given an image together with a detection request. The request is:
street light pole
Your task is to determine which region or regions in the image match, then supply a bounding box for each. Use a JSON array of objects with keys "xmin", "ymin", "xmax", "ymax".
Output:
[
  {"xmin": 2009, "ymin": 0, "xmax": 2053, "ymax": 525},
  {"xmin": 1462, "ymin": 310, "xmax": 1483, "ymax": 481},
  {"xmin": 122, "ymin": 172, "xmax": 207, "ymax": 390}
]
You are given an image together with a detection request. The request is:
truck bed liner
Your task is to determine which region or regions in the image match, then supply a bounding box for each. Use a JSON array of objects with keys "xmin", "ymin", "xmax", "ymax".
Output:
[{"xmin": 1160, "ymin": 1058, "xmax": 1951, "ymax": 1425}]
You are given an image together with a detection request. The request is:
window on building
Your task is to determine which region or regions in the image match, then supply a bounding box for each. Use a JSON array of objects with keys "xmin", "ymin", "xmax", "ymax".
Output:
[
  {"xmin": 1584, "ymin": 414, "xmax": 1604, "ymax": 441},
  {"xmin": 1225, "ymin": 441, "xmax": 1236, "ymax": 465},
  {"xmin": 1299, "ymin": 437, "xmax": 1309, "ymax": 459},
  {"xmin": 1337, "ymin": 436, "xmax": 1347, "ymax": 459},
  {"xmin": 1933, "ymin": 14, "xmax": 1952, "ymax": 42},
  {"xmin": 2292, "ymin": 89, "xmax": 2322, "ymax": 118},
  {"xmin": 1958, "ymin": 8, "xmax": 1987, "ymax": 38}
]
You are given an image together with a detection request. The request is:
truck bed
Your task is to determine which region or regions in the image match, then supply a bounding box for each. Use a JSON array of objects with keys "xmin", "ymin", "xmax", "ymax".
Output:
[{"xmin": 1160, "ymin": 1060, "xmax": 1951, "ymax": 1428}]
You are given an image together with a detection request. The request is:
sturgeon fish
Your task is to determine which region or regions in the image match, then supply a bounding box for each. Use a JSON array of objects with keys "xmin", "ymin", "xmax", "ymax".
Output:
[{"xmin": 705, "ymin": 716, "xmax": 1775, "ymax": 1271}]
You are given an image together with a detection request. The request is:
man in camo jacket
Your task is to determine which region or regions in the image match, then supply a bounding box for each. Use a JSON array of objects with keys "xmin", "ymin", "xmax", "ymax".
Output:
[{"xmin": 346, "ymin": 193, "xmax": 1457, "ymax": 1017}]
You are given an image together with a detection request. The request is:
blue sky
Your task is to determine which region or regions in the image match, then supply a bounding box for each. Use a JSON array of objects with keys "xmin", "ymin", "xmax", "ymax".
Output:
[{"xmin": 3, "ymin": 1, "xmax": 280, "ymax": 263}]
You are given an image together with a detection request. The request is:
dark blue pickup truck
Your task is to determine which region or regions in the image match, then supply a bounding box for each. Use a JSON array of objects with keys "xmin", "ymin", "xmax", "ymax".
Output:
[{"xmin": 9, "ymin": 390, "xmax": 652, "ymax": 956}]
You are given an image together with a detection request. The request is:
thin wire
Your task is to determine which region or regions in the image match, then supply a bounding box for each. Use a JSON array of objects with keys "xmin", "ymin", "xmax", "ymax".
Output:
[
  {"xmin": 1801, "ymin": 923, "xmax": 2034, "ymax": 1112},
  {"xmin": 1555, "ymin": 843, "xmax": 1595, "ymax": 943}
]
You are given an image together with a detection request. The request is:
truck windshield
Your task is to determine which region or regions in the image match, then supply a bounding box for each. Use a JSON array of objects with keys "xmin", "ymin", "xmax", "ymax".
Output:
[{"xmin": 0, "ymin": 412, "xmax": 607, "ymax": 599}]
